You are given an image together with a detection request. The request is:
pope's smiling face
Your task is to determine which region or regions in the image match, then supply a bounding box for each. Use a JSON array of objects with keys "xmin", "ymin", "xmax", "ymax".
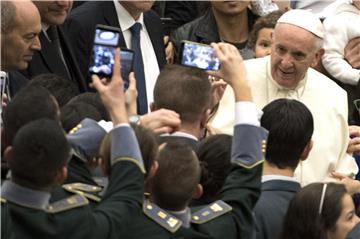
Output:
[{"xmin": 270, "ymin": 23, "xmax": 322, "ymax": 89}]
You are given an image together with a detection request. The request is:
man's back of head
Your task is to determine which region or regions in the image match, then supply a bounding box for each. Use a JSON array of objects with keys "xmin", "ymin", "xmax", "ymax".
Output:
[
  {"xmin": 149, "ymin": 140, "xmax": 201, "ymax": 211},
  {"xmin": 261, "ymin": 99, "xmax": 314, "ymax": 171},
  {"xmin": 6, "ymin": 118, "xmax": 70, "ymax": 190},
  {"xmin": 153, "ymin": 64, "xmax": 211, "ymax": 126},
  {"xmin": 1, "ymin": 0, "xmax": 41, "ymax": 71},
  {"xmin": 3, "ymin": 85, "xmax": 59, "ymax": 147}
]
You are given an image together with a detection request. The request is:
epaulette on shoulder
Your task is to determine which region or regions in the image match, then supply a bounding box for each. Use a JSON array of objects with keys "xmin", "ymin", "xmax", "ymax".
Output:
[
  {"xmin": 0, "ymin": 197, "xmax": 7, "ymax": 204},
  {"xmin": 191, "ymin": 200, "xmax": 232, "ymax": 224},
  {"xmin": 62, "ymin": 183, "xmax": 102, "ymax": 202},
  {"xmin": 143, "ymin": 200, "xmax": 182, "ymax": 233},
  {"xmin": 47, "ymin": 194, "xmax": 89, "ymax": 213},
  {"xmin": 68, "ymin": 123, "xmax": 83, "ymax": 135}
]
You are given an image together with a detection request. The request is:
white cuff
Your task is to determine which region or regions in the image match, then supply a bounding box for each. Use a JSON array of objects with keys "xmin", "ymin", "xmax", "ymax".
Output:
[{"xmin": 235, "ymin": 101, "xmax": 262, "ymax": 126}]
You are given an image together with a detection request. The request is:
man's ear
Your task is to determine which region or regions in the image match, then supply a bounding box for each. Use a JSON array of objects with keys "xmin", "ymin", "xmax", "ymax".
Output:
[
  {"xmin": 311, "ymin": 48, "xmax": 325, "ymax": 68},
  {"xmin": 200, "ymin": 109, "xmax": 211, "ymax": 129},
  {"xmin": 3, "ymin": 146, "xmax": 13, "ymax": 163},
  {"xmin": 148, "ymin": 160, "xmax": 159, "ymax": 179},
  {"xmin": 54, "ymin": 165, "xmax": 68, "ymax": 186},
  {"xmin": 150, "ymin": 102, "xmax": 156, "ymax": 112},
  {"xmin": 192, "ymin": 184, "xmax": 203, "ymax": 199},
  {"xmin": 300, "ymin": 140, "xmax": 313, "ymax": 161}
]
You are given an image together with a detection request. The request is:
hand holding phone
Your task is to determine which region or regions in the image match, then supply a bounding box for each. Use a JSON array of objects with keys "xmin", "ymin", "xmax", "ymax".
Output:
[
  {"xmin": 89, "ymin": 25, "xmax": 134, "ymax": 89},
  {"xmin": 180, "ymin": 40, "xmax": 220, "ymax": 71}
]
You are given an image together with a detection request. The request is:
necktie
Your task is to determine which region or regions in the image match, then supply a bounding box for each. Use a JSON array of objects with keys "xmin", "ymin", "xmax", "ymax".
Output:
[
  {"xmin": 130, "ymin": 22, "xmax": 148, "ymax": 115},
  {"xmin": 46, "ymin": 26, "xmax": 71, "ymax": 80}
]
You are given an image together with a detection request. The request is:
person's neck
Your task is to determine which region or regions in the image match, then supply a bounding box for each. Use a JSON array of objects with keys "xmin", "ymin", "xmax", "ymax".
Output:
[
  {"xmin": 262, "ymin": 161, "xmax": 294, "ymax": 177},
  {"xmin": 120, "ymin": 2, "xmax": 141, "ymax": 20},
  {"xmin": 212, "ymin": 9, "xmax": 249, "ymax": 43},
  {"xmin": 13, "ymin": 176, "xmax": 52, "ymax": 192},
  {"xmin": 177, "ymin": 122, "xmax": 203, "ymax": 140}
]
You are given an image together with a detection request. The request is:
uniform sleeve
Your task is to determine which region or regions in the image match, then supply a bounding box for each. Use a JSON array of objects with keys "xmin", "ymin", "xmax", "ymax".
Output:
[{"xmin": 219, "ymin": 124, "xmax": 268, "ymax": 239}]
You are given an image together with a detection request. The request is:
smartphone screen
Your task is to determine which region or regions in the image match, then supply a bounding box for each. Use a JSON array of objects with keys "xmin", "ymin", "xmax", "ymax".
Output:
[
  {"xmin": 120, "ymin": 49, "xmax": 135, "ymax": 90},
  {"xmin": 89, "ymin": 26, "xmax": 120, "ymax": 77},
  {"xmin": 180, "ymin": 41, "xmax": 220, "ymax": 71},
  {"xmin": 89, "ymin": 25, "xmax": 135, "ymax": 89}
]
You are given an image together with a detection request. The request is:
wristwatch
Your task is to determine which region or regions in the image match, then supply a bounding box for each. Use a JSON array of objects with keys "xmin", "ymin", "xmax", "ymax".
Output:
[{"xmin": 129, "ymin": 115, "xmax": 141, "ymax": 125}]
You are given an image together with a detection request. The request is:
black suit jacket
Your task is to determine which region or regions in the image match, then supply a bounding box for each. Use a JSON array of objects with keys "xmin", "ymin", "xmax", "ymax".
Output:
[
  {"xmin": 20, "ymin": 26, "xmax": 87, "ymax": 93},
  {"xmin": 65, "ymin": 1, "xmax": 166, "ymax": 84}
]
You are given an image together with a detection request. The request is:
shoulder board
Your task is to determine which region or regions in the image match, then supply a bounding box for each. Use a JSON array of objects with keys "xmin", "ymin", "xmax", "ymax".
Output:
[
  {"xmin": 0, "ymin": 197, "xmax": 6, "ymax": 204},
  {"xmin": 143, "ymin": 200, "xmax": 182, "ymax": 233},
  {"xmin": 68, "ymin": 123, "xmax": 83, "ymax": 135},
  {"xmin": 62, "ymin": 184, "xmax": 101, "ymax": 202},
  {"xmin": 191, "ymin": 200, "xmax": 232, "ymax": 224},
  {"xmin": 62, "ymin": 183, "xmax": 102, "ymax": 193},
  {"xmin": 47, "ymin": 194, "xmax": 89, "ymax": 213}
]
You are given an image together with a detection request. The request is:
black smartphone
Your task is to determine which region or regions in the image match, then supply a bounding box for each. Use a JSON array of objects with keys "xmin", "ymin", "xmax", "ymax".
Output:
[
  {"xmin": 180, "ymin": 40, "xmax": 220, "ymax": 71},
  {"xmin": 89, "ymin": 25, "xmax": 134, "ymax": 89}
]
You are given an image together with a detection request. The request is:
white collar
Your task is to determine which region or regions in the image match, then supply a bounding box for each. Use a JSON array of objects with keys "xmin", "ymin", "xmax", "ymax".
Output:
[
  {"xmin": 113, "ymin": 0, "xmax": 145, "ymax": 32},
  {"xmin": 161, "ymin": 131, "xmax": 198, "ymax": 141},
  {"xmin": 261, "ymin": 175, "xmax": 298, "ymax": 183}
]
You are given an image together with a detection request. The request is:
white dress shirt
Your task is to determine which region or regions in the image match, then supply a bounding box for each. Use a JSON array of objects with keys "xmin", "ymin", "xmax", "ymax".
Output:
[{"xmin": 113, "ymin": 0, "xmax": 160, "ymax": 110}]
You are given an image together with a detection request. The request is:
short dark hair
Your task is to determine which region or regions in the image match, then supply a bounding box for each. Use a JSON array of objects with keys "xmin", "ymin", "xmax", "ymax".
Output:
[
  {"xmin": 196, "ymin": 134, "xmax": 232, "ymax": 200},
  {"xmin": 261, "ymin": 99, "xmax": 313, "ymax": 170},
  {"xmin": 1, "ymin": 1, "xmax": 16, "ymax": 33},
  {"xmin": 99, "ymin": 124, "xmax": 158, "ymax": 180},
  {"xmin": 150, "ymin": 140, "xmax": 201, "ymax": 211},
  {"xmin": 67, "ymin": 92, "xmax": 109, "ymax": 121},
  {"xmin": 3, "ymin": 85, "xmax": 59, "ymax": 146},
  {"xmin": 153, "ymin": 64, "xmax": 211, "ymax": 124},
  {"xmin": 10, "ymin": 119, "xmax": 70, "ymax": 189},
  {"xmin": 281, "ymin": 183, "xmax": 347, "ymax": 239},
  {"xmin": 248, "ymin": 10, "xmax": 284, "ymax": 50},
  {"xmin": 29, "ymin": 74, "xmax": 80, "ymax": 107},
  {"xmin": 61, "ymin": 102, "xmax": 102, "ymax": 133}
]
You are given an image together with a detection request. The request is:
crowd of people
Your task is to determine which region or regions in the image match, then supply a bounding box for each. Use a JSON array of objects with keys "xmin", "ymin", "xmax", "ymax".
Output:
[{"xmin": 1, "ymin": 1, "xmax": 360, "ymax": 239}]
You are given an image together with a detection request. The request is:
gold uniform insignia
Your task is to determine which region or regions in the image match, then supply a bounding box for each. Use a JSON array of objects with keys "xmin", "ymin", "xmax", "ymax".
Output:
[
  {"xmin": 191, "ymin": 200, "xmax": 232, "ymax": 224},
  {"xmin": 62, "ymin": 183, "xmax": 102, "ymax": 202},
  {"xmin": 47, "ymin": 194, "xmax": 89, "ymax": 213},
  {"xmin": 143, "ymin": 200, "xmax": 182, "ymax": 233},
  {"xmin": 69, "ymin": 123, "xmax": 83, "ymax": 134}
]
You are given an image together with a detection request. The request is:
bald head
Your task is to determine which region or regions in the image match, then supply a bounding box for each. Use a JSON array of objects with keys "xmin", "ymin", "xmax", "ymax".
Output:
[{"xmin": 1, "ymin": 0, "xmax": 41, "ymax": 71}]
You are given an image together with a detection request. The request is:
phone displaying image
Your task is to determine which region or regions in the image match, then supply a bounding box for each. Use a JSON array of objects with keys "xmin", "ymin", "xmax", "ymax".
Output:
[
  {"xmin": 180, "ymin": 40, "xmax": 220, "ymax": 71},
  {"xmin": 89, "ymin": 25, "xmax": 134, "ymax": 89}
]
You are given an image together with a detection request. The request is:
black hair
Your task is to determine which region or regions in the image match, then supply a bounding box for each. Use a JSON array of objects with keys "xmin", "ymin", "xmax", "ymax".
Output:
[
  {"xmin": 196, "ymin": 134, "xmax": 232, "ymax": 200},
  {"xmin": 29, "ymin": 73, "xmax": 80, "ymax": 107},
  {"xmin": 261, "ymin": 99, "xmax": 313, "ymax": 170},
  {"xmin": 3, "ymin": 85, "xmax": 59, "ymax": 147},
  {"xmin": 10, "ymin": 119, "xmax": 70, "ymax": 189},
  {"xmin": 150, "ymin": 140, "xmax": 201, "ymax": 211}
]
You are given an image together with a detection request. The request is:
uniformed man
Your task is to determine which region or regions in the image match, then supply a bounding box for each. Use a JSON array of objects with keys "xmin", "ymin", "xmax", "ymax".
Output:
[
  {"xmin": 1, "ymin": 49, "xmax": 145, "ymax": 239},
  {"xmin": 120, "ymin": 42, "xmax": 268, "ymax": 239}
]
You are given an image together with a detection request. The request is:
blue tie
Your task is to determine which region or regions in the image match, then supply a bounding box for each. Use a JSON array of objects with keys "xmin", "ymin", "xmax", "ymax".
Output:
[{"xmin": 130, "ymin": 22, "xmax": 148, "ymax": 115}]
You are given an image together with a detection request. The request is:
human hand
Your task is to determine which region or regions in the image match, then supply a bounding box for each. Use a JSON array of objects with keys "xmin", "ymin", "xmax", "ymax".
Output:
[
  {"xmin": 208, "ymin": 42, "xmax": 252, "ymax": 102},
  {"xmin": 164, "ymin": 36, "xmax": 174, "ymax": 64},
  {"xmin": 347, "ymin": 125, "xmax": 360, "ymax": 155},
  {"xmin": 331, "ymin": 171, "xmax": 360, "ymax": 195},
  {"xmin": 90, "ymin": 48, "xmax": 127, "ymax": 124},
  {"xmin": 345, "ymin": 37, "xmax": 360, "ymax": 69},
  {"xmin": 140, "ymin": 109, "xmax": 181, "ymax": 134},
  {"xmin": 125, "ymin": 72, "xmax": 137, "ymax": 116},
  {"xmin": 210, "ymin": 79, "xmax": 227, "ymax": 109}
]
